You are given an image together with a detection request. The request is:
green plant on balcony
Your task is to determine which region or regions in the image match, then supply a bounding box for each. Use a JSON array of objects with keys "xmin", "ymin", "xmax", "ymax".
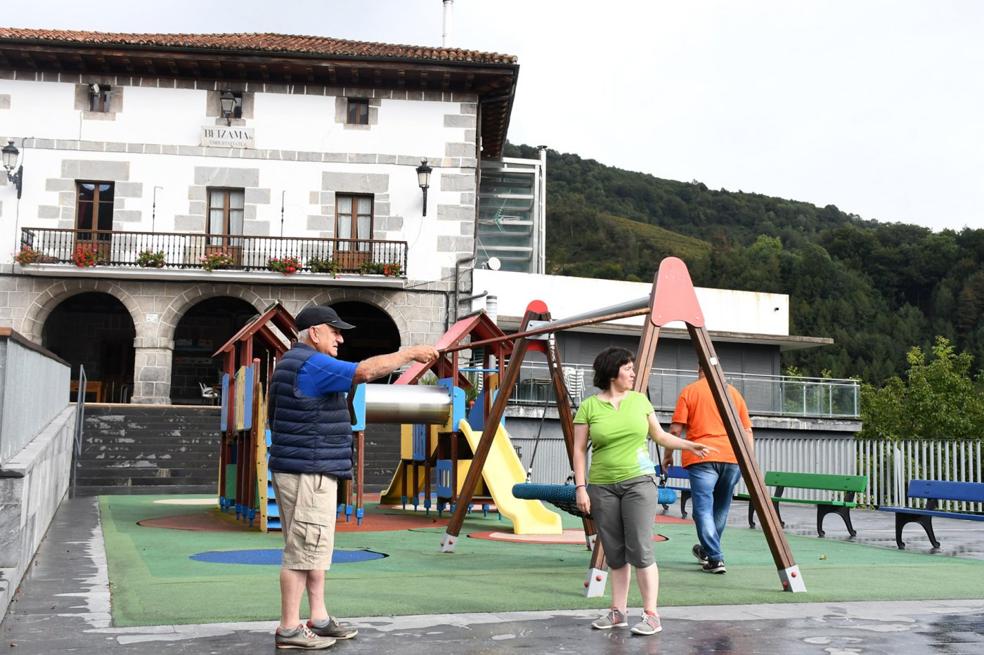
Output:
[
  {"xmin": 359, "ymin": 261, "xmax": 401, "ymax": 277},
  {"xmin": 307, "ymin": 256, "xmax": 341, "ymax": 278},
  {"xmin": 14, "ymin": 245, "xmax": 42, "ymax": 265},
  {"xmin": 200, "ymin": 250, "xmax": 236, "ymax": 272},
  {"xmin": 268, "ymin": 256, "xmax": 301, "ymax": 275},
  {"xmin": 136, "ymin": 249, "xmax": 166, "ymax": 268},
  {"xmin": 72, "ymin": 243, "xmax": 103, "ymax": 267}
]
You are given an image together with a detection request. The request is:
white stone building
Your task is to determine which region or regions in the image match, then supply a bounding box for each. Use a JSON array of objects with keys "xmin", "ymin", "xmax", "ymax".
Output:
[{"xmin": 0, "ymin": 28, "xmax": 520, "ymax": 404}]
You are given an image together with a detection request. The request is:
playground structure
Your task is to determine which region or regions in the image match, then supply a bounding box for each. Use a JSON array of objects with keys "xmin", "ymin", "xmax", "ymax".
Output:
[
  {"xmin": 211, "ymin": 257, "xmax": 805, "ymax": 596},
  {"xmin": 213, "ymin": 304, "xmax": 562, "ymax": 535}
]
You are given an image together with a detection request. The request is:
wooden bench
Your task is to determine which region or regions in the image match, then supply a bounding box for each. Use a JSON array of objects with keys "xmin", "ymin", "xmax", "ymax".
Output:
[
  {"xmin": 878, "ymin": 480, "xmax": 984, "ymax": 549},
  {"xmin": 654, "ymin": 465, "xmax": 692, "ymax": 518},
  {"xmin": 740, "ymin": 471, "xmax": 868, "ymax": 538}
]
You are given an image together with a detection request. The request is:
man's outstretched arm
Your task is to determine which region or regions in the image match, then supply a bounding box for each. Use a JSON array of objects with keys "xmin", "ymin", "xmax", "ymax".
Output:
[{"xmin": 353, "ymin": 345, "xmax": 439, "ymax": 384}]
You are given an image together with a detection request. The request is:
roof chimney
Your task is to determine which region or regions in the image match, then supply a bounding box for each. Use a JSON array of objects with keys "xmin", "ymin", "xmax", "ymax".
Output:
[{"xmin": 442, "ymin": 0, "xmax": 454, "ymax": 47}]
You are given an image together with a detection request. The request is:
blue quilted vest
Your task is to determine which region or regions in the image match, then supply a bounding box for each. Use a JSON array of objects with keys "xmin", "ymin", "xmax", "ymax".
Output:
[{"xmin": 268, "ymin": 343, "xmax": 354, "ymax": 478}]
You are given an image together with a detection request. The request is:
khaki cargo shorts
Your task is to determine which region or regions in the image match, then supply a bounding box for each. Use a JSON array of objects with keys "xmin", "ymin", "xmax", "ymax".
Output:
[{"xmin": 271, "ymin": 472, "xmax": 338, "ymax": 570}]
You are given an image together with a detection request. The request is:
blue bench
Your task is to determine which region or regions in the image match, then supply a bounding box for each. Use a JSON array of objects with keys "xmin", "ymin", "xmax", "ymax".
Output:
[
  {"xmin": 878, "ymin": 480, "xmax": 984, "ymax": 549},
  {"xmin": 654, "ymin": 465, "xmax": 691, "ymax": 518}
]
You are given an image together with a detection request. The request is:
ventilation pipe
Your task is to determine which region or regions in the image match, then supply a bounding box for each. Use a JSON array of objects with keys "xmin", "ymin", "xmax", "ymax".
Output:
[
  {"xmin": 442, "ymin": 0, "xmax": 454, "ymax": 47},
  {"xmin": 485, "ymin": 294, "xmax": 498, "ymax": 324}
]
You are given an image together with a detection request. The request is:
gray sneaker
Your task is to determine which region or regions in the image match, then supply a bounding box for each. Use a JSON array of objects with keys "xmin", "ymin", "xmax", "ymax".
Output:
[
  {"xmin": 308, "ymin": 617, "xmax": 358, "ymax": 640},
  {"xmin": 702, "ymin": 559, "xmax": 726, "ymax": 574},
  {"xmin": 591, "ymin": 608, "xmax": 628, "ymax": 629},
  {"xmin": 692, "ymin": 544, "xmax": 708, "ymax": 565},
  {"xmin": 275, "ymin": 624, "xmax": 335, "ymax": 650},
  {"xmin": 631, "ymin": 612, "xmax": 663, "ymax": 635}
]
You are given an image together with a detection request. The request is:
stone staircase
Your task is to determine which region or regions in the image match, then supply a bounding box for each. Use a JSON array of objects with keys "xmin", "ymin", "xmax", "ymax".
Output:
[
  {"xmin": 74, "ymin": 405, "xmax": 221, "ymax": 496},
  {"xmin": 74, "ymin": 405, "xmax": 403, "ymax": 495},
  {"xmin": 362, "ymin": 423, "xmax": 401, "ymax": 491}
]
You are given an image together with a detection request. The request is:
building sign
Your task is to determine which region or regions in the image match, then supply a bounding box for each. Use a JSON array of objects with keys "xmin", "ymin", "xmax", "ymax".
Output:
[{"xmin": 200, "ymin": 126, "xmax": 254, "ymax": 148}]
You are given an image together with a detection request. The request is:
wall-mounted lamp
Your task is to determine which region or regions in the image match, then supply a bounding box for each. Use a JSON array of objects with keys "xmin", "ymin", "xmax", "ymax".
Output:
[
  {"xmin": 219, "ymin": 90, "xmax": 236, "ymax": 126},
  {"xmin": 416, "ymin": 159, "xmax": 432, "ymax": 217},
  {"xmin": 2, "ymin": 139, "xmax": 23, "ymax": 200}
]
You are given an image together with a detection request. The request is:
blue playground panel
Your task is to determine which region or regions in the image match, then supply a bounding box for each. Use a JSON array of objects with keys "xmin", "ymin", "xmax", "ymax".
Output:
[
  {"xmin": 350, "ymin": 383, "xmax": 366, "ymax": 431},
  {"xmin": 219, "ymin": 373, "xmax": 230, "ymax": 431},
  {"xmin": 436, "ymin": 378, "xmax": 467, "ymax": 428},
  {"xmin": 467, "ymin": 388, "xmax": 504, "ymax": 431},
  {"xmin": 412, "ymin": 424, "xmax": 427, "ymax": 461},
  {"xmin": 189, "ymin": 549, "xmax": 387, "ymax": 566},
  {"xmin": 265, "ymin": 428, "xmax": 280, "ymax": 530}
]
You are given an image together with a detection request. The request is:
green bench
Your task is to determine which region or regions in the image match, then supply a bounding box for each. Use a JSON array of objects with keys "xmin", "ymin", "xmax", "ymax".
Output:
[{"xmin": 740, "ymin": 471, "xmax": 869, "ymax": 538}]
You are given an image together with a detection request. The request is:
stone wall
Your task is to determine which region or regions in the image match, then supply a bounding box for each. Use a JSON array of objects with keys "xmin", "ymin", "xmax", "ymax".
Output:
[
  {"xmin": 0, "ymin": 405, "xmax": 75, "ymax": 621},
  {"xmin": 0, "ymin": 273, "xmax": 449, "ymax": 404},
  {"xmin": 75, "ymin": 406, "xmax": 221, "ymax": 495}
]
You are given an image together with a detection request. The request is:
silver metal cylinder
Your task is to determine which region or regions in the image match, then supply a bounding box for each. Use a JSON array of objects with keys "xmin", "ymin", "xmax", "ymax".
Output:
[{"xmin": 363, "ymin": 384, "xmax": 452, "ymax": 425}]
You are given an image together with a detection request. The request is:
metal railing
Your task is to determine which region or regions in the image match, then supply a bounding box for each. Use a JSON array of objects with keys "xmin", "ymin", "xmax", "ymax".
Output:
[
  {"xmin": 857, "ymin": 438, "xmax": 984, "ymax": 512},
  {"xmin": 70, "ymin": 365, "xmax": 87, "ymax": 498},
  {"xmin": 509, "ymin": 363, "xmax": 860, "ymax": 419},
  {"xmin": 19, "ymin": 227, "xmax": 408, "ymax": 276}
]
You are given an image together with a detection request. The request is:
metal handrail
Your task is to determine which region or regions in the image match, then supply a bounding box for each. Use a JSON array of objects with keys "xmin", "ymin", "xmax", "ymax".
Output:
[
  {"xmin": 69, "ymin": 364, "xmax": 87, "ymax": 498},
  {"xmin": 19, "ymin": 227, "xmax": 408, "ymax": 276},
  {"xmin": 509, "ymin": 363, "xmax": 860, "ymax": 419}
]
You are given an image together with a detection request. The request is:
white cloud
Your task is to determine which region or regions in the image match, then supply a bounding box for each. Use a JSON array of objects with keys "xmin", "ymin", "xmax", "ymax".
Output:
[{"xmin": 6, "ymin": 0, "xmax": 984, "ymax": 231}]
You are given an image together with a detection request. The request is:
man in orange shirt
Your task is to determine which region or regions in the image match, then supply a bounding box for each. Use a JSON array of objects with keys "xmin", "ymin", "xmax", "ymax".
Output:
[{"xmin": 662, "ymin": 369, "xmax": 753, "ymax": 574}]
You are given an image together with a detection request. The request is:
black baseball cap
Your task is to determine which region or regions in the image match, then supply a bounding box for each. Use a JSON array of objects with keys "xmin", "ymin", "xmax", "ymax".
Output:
[{"xmin": 295, "ymin": 305, "xmax": 356, "ymax": 331}]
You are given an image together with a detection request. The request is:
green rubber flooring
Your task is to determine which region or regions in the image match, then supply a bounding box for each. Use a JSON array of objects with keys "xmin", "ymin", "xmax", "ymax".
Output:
[{"xmin": 100, "ymin": 495, "xmax": 984, "ymax": 627}]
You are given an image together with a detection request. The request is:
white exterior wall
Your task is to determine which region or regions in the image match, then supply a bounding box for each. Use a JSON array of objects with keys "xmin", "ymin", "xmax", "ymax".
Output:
[
  {"xmin": 0, "ymin": 77, "xmax": 477, "ymax": 283},
  {"xmin": 471, "ymin": 269, "xmax": 790, "ymax": 336}
]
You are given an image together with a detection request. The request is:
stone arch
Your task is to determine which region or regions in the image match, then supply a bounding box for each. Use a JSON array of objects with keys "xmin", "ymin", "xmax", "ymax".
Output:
[
  {"xmin": 23, "ymin": 278, "xmax": 142, "ymax": 344},
  {"xmin": 157, "ymin": 284, "xmax": 267, "ymax": 345},
  {"xmin": 329, "ymin": 301, "xmax": 402, "ymax": 363},
  {"xmin": 168, "ymin": 295, "xmax": 262, "ymax": 404},
  {"xmin": 306, "ymin": 288, "xmax": 411, "ymax": 340},
  {"xmin": 41, "ymin": 291, "xmax": 137, "ymax": 402}
]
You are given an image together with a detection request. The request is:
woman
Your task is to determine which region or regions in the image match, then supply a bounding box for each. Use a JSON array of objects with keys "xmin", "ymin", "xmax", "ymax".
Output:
[{"xmin": 573, "ymin": 347, "xmax": 712, "ymax": 635}]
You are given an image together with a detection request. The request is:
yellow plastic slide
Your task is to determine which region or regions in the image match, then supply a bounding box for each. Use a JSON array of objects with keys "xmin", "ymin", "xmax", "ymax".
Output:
[{"xmin": 457, "ymin": 419, "xmax": 562, "ymax": 535}]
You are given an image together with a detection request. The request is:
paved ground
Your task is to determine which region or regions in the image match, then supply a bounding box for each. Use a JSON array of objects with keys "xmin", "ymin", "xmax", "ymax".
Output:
[{"xmin": 2, "ymin": 497, "xmax": 983, "ymax": 654}]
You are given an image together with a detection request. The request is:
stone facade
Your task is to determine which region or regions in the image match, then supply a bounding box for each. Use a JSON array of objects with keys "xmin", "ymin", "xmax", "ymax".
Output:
[{"xmin": 0, "ymin": 273, "xmax": 449, "ymax": 404}]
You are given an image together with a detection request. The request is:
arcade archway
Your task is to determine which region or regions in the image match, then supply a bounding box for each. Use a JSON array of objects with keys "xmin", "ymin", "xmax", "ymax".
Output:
[
  {"xmin": 328, "ymin": 301, "xmax": 401, "ymax": 369},
  {"xmin": 42, "ymin": 292, "xmax": 136, "ymax": 403},
  {"xmin": 170, "ymin": 297, "xmax": 258, "ymax": 404}
]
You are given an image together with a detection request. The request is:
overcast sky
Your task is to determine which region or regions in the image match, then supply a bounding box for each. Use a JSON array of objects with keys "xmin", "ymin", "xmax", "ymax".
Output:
[{"xmin": 5, "ymin": 0, "xmax": 983, "ymax": 232}]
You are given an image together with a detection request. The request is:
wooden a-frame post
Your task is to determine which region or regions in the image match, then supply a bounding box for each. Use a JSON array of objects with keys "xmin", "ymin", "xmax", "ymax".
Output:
[
  {"xmin": 440, "ymin": 304, "xmax": 544, "ymax": 551},
  {"xmin": 582, "ymin": 257, "xmax": 805, "ymax": 594}
]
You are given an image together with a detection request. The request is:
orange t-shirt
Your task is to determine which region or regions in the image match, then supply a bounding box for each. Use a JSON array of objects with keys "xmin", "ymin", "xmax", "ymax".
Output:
[{"xmin": 671, "ymin": 378, "xmax": 752, "ymax": 467}]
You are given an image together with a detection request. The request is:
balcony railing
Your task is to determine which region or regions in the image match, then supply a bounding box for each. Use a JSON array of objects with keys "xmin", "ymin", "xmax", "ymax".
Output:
[
  {"xmin": 18, "ymin": 228, "xmax": 408, "ymax": 276},
  {"xmin": 508, "ymin": 364, "xmax": 860, "ymax": 419}
]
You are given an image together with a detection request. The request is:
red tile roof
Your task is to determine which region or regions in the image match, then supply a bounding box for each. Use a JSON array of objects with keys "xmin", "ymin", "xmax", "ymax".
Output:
[{"xmin": 0, "ymin": 27, "xmax": 517, "ymax": 65}]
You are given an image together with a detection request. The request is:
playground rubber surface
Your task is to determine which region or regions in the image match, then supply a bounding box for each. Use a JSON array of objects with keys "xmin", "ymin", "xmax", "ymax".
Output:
[{"xmin": 101, "ymin": 495, "xmax": 984, "ymax": 627}]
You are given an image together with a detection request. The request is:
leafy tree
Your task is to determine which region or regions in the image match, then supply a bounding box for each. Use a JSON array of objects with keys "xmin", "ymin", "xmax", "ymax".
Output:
[
  {"xmin": 503, "ymin": 142, "xmax": 984, "ymax": 383},
  {"xmin": 858, "ymin": 337, "xmax": 984, "ymax": 440}
]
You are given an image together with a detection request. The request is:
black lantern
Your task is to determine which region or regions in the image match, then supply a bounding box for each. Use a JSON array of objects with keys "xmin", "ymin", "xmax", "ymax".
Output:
[
  {"xmin": 2, "ymin": 139, "xmax": 22, "ymax": 200},
  {"xmin": 219, "ymin": 90, "xmax": 236, "ymax": 126},
  {"xmin": 416, "ymin": 159, "xmax": 432, "ymax": 216}
]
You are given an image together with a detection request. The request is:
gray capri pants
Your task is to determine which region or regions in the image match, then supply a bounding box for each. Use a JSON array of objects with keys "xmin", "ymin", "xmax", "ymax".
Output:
[{"xmin": 587, "ymin": 474, "xmax": 659, "ymax": 569}]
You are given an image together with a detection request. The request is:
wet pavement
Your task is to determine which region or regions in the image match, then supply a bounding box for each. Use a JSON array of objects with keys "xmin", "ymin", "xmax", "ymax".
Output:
[{"xmin": 2, "ymin": 497, "xmax": 983, "ymax": 654}]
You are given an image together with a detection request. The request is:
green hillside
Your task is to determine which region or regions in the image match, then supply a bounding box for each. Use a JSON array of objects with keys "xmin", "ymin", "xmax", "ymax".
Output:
[{"xmin": 504, "ymin": 143, "xmax": 984, "ymax": 384}]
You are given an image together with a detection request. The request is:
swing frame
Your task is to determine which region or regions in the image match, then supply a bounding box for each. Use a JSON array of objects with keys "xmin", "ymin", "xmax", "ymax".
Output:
[{"xmin": 436, "ymin": 257, "xmax": 807, "ymax": 595}]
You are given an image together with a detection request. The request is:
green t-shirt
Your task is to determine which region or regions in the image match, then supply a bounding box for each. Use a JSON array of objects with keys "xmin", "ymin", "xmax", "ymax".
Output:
[{"xmin": 574, "ymin": 391, "xmax": 656, "ymax": 484}]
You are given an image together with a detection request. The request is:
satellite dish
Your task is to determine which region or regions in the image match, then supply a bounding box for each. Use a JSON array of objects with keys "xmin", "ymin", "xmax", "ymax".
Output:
[{"xmin": 487, "ymin": 257, "xmax": 501, "ymax": 271}]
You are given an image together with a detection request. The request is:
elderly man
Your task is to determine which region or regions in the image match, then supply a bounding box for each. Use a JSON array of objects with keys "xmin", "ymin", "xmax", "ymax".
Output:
[{"xmin": 269, "ymin": 305, "xmax": 438, "ymax": 650}]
